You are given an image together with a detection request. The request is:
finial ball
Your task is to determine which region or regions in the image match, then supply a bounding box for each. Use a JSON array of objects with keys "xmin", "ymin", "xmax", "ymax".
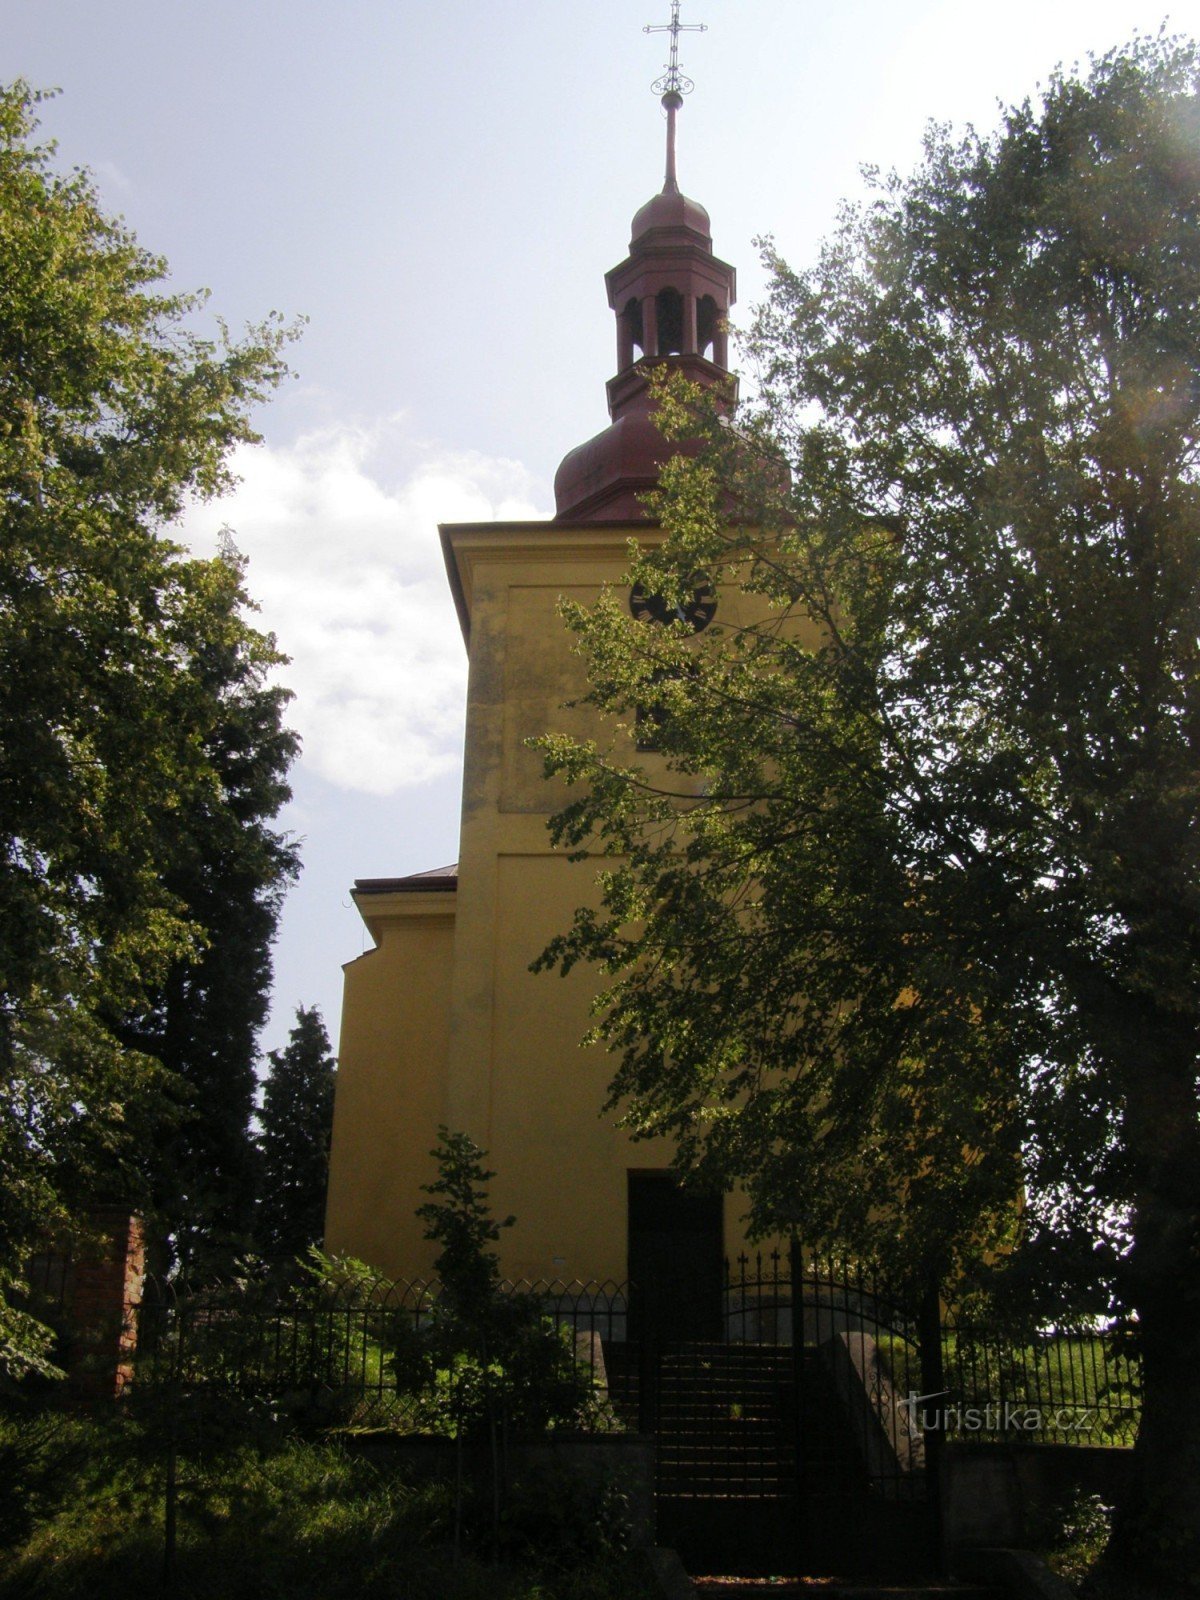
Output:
[{"xmin": 661, "ymin": 89, "xmax": 684, "ymax": 111}]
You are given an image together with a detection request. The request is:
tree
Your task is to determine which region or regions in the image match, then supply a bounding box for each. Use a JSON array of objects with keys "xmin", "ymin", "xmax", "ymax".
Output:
[
  {"xmin": 416, "ymin": 1127, "xmax": 515, "ymax": 1321},
  {"xmin": 537, "ymin": 37, "xmax": 1200, "ymax": 1590},
  {"xmin": 121, "ymin": 545, "xmax": 300, "ymax": 1271},
  {"xmin": 407, "ymin": 1130, "xmax": 596, "ymax": 1445},
  {"xmin": 0, "ymin": 81, "xmax": 298, "ymax": 1373},
  {"xmin": 255, "ymin": 1008, "xmax": 336, "ymax": 1260}
]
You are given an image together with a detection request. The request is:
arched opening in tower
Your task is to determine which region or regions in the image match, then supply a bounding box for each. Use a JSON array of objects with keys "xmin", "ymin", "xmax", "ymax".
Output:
[
  {"xmin": 624, "ymin": 297, "xmax": 645, "ymax": 359},
  {"xmin": 698, "ymin": 295, "xmax": 719, "ymax": 361},
  {"xmin": 655, "ymin": 287, "xmax": 684, "ymax": 355}
]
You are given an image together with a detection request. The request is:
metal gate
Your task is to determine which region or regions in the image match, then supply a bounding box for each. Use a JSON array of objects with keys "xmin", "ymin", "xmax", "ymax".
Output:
[{"xmin": 634, "ymin": 1251, "xmax": 940, "ymax": 1578}]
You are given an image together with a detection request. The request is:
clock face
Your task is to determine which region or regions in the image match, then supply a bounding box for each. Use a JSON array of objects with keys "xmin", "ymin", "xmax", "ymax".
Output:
[{"xmin": 629, "ymin": 573, "xmax": 717, "ymax": 633}]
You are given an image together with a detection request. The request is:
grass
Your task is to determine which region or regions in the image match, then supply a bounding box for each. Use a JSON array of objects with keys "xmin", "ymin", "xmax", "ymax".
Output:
[
  {"xmin": 939, "ymin": 1330, "xmax": 1139, "ymax": 1445},
  {"xmin": 0, "ymin": 1410, "xmax": 658, "ymax": 1600},
  {"xmin": 868, "ymin": 1328, "xmax": 1140, "ymax": 1447}
]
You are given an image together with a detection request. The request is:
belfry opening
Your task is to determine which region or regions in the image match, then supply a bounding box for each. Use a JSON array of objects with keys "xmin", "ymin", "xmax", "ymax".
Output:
[{"xmin": 552, "ymin": 72, "xmax": 736, "ymax": 522}]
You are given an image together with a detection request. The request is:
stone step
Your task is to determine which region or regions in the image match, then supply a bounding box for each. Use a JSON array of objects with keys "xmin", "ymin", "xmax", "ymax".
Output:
[
  {"xmin": 659, "ymin": 1386, "xmax": 795, "ymax": 1396},
  {"xmin": 657, "ymin": 1420, "xmax": 794, "ymax": 1435},
  {"xmin": 660, "ymin": 1374, "xmax": 794, "ymax": 1386},
  {"xmin": 658, "ymin": 1476, "xmax": 796, "ymax": 1485},
  {"xmin": 690, "ymin": 1583, "xmax": 1000, "ymax": 1599}
]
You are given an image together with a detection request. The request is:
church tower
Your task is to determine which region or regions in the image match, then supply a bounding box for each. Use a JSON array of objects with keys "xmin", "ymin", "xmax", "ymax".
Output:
[
  {"xmin": 554, "ymin": 76, "xmax": 736, "ymax": 521},
  {"xmin": 325, "ymin": 11, "xmax": 741, "ymax": 1299}
]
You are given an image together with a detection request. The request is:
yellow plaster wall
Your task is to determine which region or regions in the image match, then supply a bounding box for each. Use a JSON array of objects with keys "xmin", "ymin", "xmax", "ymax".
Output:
[
  {"xmin": 327, "ymin": 521, "xmax": 788, "ymax": 1284},
  {"xmin": 445, "ymin": 544, "xmax": 630, "ymax": 1265},
  {"xmin": 485, "ymin": 851, "xmax": 662, "ymax": 1283},
  {"xmin": 325, "ymin": 896, "xmax": 456, "ymax": 1280}
]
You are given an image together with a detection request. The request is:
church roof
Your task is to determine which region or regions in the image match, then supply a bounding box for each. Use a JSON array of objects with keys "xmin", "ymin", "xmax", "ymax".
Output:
[
  {"xmin": 354, "ymin": 865, "xmax": 458, "ymax": 893},
  {"xmin": 630, "ymin": 182, "xmax": 711, "ymax": 246}
]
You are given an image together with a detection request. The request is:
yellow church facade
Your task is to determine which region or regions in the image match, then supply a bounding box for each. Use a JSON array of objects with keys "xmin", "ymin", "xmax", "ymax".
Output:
[
  {"xmin": 327, "ymin": 524, "xmax": 678, "ymax": 1284},
  {"xmin": 325, "ymin": 103, "xmax": 761, "ymax": 1299}
]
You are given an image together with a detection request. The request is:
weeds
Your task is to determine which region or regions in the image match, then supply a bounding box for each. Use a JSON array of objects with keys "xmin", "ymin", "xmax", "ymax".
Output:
[{"xmin": 0, "ymin": 1417, "xmax": 655, "ymax": 1600}]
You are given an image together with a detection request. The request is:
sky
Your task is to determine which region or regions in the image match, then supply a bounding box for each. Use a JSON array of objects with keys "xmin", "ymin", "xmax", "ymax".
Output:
[{"xmin": 4, "ymin": 0, "xmax": 1194, "ymax": 1061}]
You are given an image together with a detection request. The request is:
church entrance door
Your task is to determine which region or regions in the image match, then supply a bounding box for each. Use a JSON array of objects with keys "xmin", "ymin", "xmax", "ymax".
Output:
[{"xmin": 627, "ymin": 1171, "xmax": 723, "ymax": 1342}]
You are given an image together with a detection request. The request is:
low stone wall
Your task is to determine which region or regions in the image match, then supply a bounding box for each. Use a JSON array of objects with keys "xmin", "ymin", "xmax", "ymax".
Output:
[
  {"xmin": 957, "ymin": 1546, "xmax": 1079, "ymax": 1600},
  {"xmin": 344, "ymin": 1431, "xmax": 657, "ymax": 1548},
  {"xmin": 943, "ymin": 1441, "xmax": 1133, "ymax": 1552}
]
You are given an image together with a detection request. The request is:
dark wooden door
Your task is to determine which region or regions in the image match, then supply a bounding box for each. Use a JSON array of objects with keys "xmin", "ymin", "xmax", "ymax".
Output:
[{"xmin": 627, "ymin": 1171, "xmax": 723, "ymax": 1341}]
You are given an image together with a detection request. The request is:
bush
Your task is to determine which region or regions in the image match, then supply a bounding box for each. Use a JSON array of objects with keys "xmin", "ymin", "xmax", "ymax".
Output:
[
  {"xmin": 399, "ymin": 1131, "xmax": 600, "ymax": 1440},
  {"xmin": 0, "ymin": 1421, "xmax": 655, "ymax": 1600},
  {"xmin": 0, "ymin": 1410, "xmax": 86, "ymax": 1551},
  {"xmin": 1032, "ymin": 1489, "xmax": 1112, "ymax": 1589},
  {"xmin": 497, "ymin": 1463, "xmax": 633, "ymax": 1571}
]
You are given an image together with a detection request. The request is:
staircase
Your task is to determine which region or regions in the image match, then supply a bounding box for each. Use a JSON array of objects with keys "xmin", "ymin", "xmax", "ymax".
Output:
[
  {"xmin": 602, "ymin": 1337, "xmax": 642, "ymax": 1428},
  {"xmin": 690, "ymin": 1584, "xmax": 1002, "ymax": 1599},
  {"xmin": 605, "ymin": 1336, "xmax": 955, "ymax": 1581},
  {"xmin": 656, "ymin": 1341, "xmax": 796, "ymax": 1501}
]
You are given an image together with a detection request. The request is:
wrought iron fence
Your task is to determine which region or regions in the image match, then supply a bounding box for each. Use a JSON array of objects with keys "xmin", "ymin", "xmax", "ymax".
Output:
[
  {"xmin": 716, "ymin": 1252, "xmax": 929, "ymax": 1496},
  {"xmin": 126, "ymin": 1259, "xmax": 1139, "ymax": 1448},
  {"xmin": 131, "ymin": 1270, "xmax": 629, "ymax": 1433},
  {"xmin": 939, "ymin": 1319, "xmax": 1139, "ymax": 1446},
  {"xmin": 716, "ymin": 1251, "xmax": 1139, "ymax": 1448}
]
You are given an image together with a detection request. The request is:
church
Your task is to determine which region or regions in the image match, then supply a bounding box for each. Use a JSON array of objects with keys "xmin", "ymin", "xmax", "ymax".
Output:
[{"xmin": 324, "ymin": 54, "xmax": 764, "ymax": 1301}]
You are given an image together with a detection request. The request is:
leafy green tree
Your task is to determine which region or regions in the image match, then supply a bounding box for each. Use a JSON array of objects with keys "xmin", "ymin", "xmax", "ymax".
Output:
[
  {"xmin": 538, "ymin": 37, "xmax": 1200, "ymax": 1589},
  {"xmin": 416, "ymin": 1127, "xmax": 515, "ymax": 1321},
  {"xmin": 255, "ymin": 1008, "xmax": 336, "ymax": 1260},
  {"xmin": 406, "ymin": 1131, "xmax": 594, "ymax": 1443},
  {"xmin": 119, "ymin": 542, "xmax": 299, "ymax": 1270},
  {"xmin": 0, "ymin": 81, "xmax": 297, "ymax": 1373}
]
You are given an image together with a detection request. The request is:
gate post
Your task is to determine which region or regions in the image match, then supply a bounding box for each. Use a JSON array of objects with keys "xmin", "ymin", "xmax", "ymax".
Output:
[
  {"xmin": 789, "ymin": 1239, "xmax": 805, "ymax": 1526},
  {"xmin": 917, "ymin": 1282, "xmax": 947, "ymax": 1576}
]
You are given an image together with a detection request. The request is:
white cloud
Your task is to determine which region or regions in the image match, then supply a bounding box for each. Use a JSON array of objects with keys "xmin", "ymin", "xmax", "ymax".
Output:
[
  {"xmin": 178, "ymin": 421, "xmax": 551, "ymax": 796},
  {"xmin": 92, "ymin": 159, "xmax": 133, "ymax": 195}
]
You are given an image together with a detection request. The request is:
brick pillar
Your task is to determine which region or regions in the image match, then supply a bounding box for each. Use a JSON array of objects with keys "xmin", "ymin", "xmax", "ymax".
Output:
[{"xmin": 65, "ymin": 1209, "xmax": 147, "ymax": 1400}]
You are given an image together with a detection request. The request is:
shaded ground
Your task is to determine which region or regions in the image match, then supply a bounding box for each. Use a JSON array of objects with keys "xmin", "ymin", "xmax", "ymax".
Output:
[{"xmin": 0, "ymin": 1413, "xmax": 657, "ymax": 1600}]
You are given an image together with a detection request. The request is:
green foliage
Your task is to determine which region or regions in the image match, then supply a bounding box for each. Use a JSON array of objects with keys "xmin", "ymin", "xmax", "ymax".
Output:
[
  {"xmin": 541, "ymin": 29, "xmax": 1200, "ymax": 1294},
  {"xmin": 417, "ymin": 1127, "xmax": 514, "ymax": 1319},
  {"xmin": 0, "ymin": 1419, "xmax": 655, "ymax": 1600},
  {"xmin": 0, "ymin": 1411, "xmax": 86, "ymax": 1550},
  {"xmin": 119, "ymin": 548, "xmax": 300, "ymax": 1270},
  {"xmin": 940, "ymin": 1328, "xmax": 1140, "ymax": 1445},
  {"xmin": 125, "ymin": 1244, "xmax": 609, "ymax": 1440},
  {"xmin": 0, "ymin": 80, "xmax": 299, "ymax": 1369},
  {"xmin": 394, "ymin": 1317, "xmax": 603, "ymax": 1442},
  {"xmin": 537, "ymin": 35, "xmax": 1200, "ymax": 1586},
  {"xmin": 408, "ymin": 1132, "xmax": 598, "ymax": 1439},
  {"xmin": 496, "ymin": 1464, "xmax": 633, "ymax": 1572},
  {"xmin": 0, "ymin": 1300, "xmax": 59, "ymax": 1385},
  {"xmin": 255, "ymin": 1008, "xmax": 337, "ymax": 1260},
  {"xmin": 1034, "ymin": 1491, "xmax": 1113, "ymax": 1588},
  {"xmin": 126, "ymin": 1258, "xmax": 381, "ymax": 1437}
]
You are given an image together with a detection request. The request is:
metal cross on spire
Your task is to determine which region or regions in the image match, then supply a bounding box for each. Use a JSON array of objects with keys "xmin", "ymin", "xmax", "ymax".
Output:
[
  {"xmin": 643, "ymin": 1, "xmax": 707, "ymax": 193},
  {"xmin": 644, "ymin": 1, "xmax": 707, "ymax": 102}
]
